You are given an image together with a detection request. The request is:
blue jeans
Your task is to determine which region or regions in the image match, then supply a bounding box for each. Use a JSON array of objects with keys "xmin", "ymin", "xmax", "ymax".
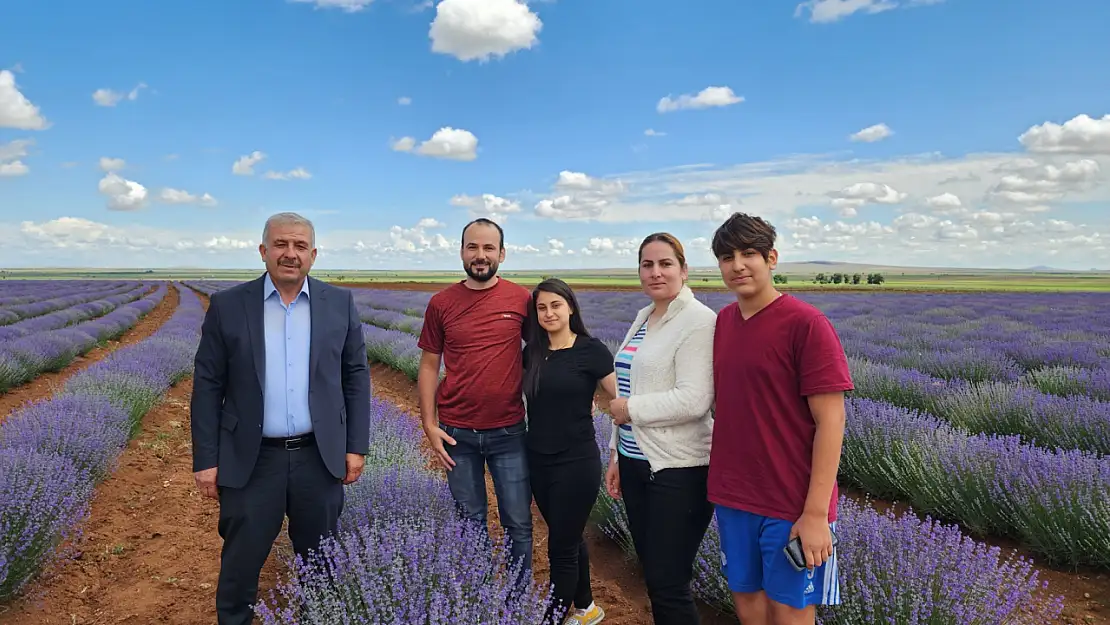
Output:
[{"xmin": 441, "ymin": 420, "xmax": 534, "ymax": 577}]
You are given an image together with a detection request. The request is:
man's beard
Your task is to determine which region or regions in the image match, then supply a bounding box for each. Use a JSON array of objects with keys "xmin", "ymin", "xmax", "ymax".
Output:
[{"xmin": 464, "ymin": 260, "xmax": 498, "ymax": 282}]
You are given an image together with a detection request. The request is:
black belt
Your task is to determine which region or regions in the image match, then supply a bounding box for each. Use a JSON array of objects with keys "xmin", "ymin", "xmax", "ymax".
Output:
[{"xmin": 261, "ymin": 432, "xmax": 315, "ymax": 450}]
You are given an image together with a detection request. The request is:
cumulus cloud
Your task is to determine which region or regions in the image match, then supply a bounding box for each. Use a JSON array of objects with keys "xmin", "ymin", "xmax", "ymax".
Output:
[
  {"xmin": 1019, "ymin": 114, "xmax": 1110, "ymax": 155},
  {"xmin": 98, "ymin": 172, "xmax": 148, "ymax": 211},
  {"xmin": 657, "ymin": 86, "xmax": 743, "ymax": 113},
  {"xmin": 92, "ymin": 82, "xmax": 147, "ymax": 107},
  {"xmin": 850, "ymin": 123, "xmax": 893, "ymax": 143},
  {"xmin": 0, "ymin": 70, "xmax": 49, "ymax": 130},
  {"xmin": 532, "ymin": 170, "xmax": 629, "ymax": 221},
  {"xmin": 429, "ymin": 0, "xmax": 542, "ymax": 62},
  {"xmin": 99, "ymin": 157, "xmax": 126, "ymax": 172},
  {"xmin": 0, "ymin": 139, "xmax": 33, "ymax": 177},
  {"xmin": 450, "ymin": 193, "xmax": 522, "ymax": 222},
  {"xmin": 158, "ymin": 187, "xmax": 218, "ymax": 207},
  {"xmin": 232, "ymin": 151, "xmax": 266, "ymax": 175},
  {"xmin": 391, "ymin": 127, "xmax": 478, "ymax": 161}
]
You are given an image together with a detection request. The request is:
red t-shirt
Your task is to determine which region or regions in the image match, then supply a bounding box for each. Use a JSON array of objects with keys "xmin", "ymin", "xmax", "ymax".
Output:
[
  {"xmin": 708, "ymin": 294, "xmax": 854, "ymax": 523},
  {"xmin": 417, "ymin": 278, "xmax": 531, "ymax": 430}
]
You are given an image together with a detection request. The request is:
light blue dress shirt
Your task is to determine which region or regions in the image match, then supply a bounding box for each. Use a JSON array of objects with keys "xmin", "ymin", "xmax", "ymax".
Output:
[{"xmin": 262, "ymin": 273, "xmax": 313, "ymax": 438}]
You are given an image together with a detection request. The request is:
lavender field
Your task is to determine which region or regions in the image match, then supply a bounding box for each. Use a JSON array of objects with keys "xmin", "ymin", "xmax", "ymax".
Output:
[
  {"xmin": 178, "ymin": 279, "xmax": 1110, "ymax": 622},
  {"xmin": 0, "ymin": 281, "xmax": 203, "ymax": 601}
]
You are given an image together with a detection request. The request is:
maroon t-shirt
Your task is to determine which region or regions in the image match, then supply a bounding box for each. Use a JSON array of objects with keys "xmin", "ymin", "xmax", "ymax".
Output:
[
  {"xmin": 417, "ymin": 278, "xmax": 531, "ymax": 430},
  {"xmin": 708, "ymin": 294, "xmax": 854, "ymax": 523}
]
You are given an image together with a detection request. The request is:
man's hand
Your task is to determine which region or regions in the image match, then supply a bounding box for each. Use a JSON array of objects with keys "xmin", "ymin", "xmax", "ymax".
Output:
[
  {"xmin": 423, "ymin": 425, "xmax": 457, "ymax": 470},
  {"xmin": 194, "ymin": 467, "xmax": 218, "ymax": 499},
  {"xmin": 609, "ymin": 397, "xmax": 630, "ymax": 425},
  {"xmin": 343, "ymin": 453, "xmax": 365, "ymax": 484},
  {"xmin": 790, "ymin": 511, "xmax": 833, "ymax": 570}
]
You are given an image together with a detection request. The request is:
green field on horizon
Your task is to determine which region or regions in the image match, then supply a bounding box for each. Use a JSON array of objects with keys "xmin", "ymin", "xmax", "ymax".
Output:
[{"xmin": 2, "ymin": 266, "xmax": 1108, "ymax": 292}]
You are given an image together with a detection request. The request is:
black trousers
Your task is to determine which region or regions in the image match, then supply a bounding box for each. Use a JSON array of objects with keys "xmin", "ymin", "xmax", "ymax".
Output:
[
  {"xmin": 529, "ymin": 441, "xmax": 602, "ymax": 621},
  {"xmin": 618, "ymin": 454, "xmax": 713, "ymax": 625},
  {"xmin": 216, "ymin": 441, "xmax": 344, "ymax": 625}
]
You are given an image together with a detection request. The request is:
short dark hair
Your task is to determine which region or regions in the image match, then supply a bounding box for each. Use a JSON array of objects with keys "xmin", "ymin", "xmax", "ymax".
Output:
[
  {"xmin": 711, "ymin": 212, "xmax": 777, "ymax": 260},
  {"xmin": 461, "ymin": 218, "xmax": 504, "ymax": 250}
]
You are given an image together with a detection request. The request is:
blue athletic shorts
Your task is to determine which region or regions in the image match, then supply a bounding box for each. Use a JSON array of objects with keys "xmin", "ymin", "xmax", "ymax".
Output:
[{"xmin": 715, "ymin": 505, "xmax": 841, "ymax": 610}]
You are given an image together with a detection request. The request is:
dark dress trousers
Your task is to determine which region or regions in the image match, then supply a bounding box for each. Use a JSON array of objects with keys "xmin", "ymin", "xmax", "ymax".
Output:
[{"xmin": 190, "ymin": 273, "xmax": 371, "ymax": 624}]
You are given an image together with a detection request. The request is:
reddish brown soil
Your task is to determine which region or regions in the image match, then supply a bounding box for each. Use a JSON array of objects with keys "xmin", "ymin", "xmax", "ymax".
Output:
[
  {"xmin": 0, "ymin": 289, "xmax": 290, "ymax": 625},
  {"xmin": 0, "ymin": 283, "xmax": 178, "ymax": 419}
]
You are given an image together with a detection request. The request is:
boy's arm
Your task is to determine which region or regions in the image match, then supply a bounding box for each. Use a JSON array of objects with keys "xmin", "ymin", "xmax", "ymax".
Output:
[
  {"xmin": 802, "ymin": 392, "xmax": 846, "ymax": 519},
  {"xmin": 797, "ymin": 314, "xmax": 854, "ymax": 519}
]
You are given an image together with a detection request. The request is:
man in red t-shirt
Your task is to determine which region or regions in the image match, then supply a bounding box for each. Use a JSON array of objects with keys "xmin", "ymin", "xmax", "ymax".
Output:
[
  {"xmin": 417, "ymin": 218, "xmax": 534, "ymax": 577},
  {"xmin": 707, "ymin": 213, "xmax": 853, "ymax": 625}
]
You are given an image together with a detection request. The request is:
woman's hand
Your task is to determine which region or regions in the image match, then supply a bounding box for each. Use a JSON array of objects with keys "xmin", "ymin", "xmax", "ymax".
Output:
[
  {"xmin": 609, "ymin": 397, "xmax": 630, "ymax": 425},
  {"xmin": 605, "ymin": 456, "xmax": 621, "ymax": 499}
]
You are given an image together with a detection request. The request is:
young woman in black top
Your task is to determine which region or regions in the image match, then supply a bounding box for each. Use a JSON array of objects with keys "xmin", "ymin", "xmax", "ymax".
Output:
[{"xmin": 523, "ymin": 278, "xmax": 617, "ymax": 625}]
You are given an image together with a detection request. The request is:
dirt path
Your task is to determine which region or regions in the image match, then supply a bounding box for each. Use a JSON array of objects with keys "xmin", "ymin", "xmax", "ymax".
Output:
[
  {"xmin": 0, "ymin": 283, "xmax": 177, "ymax": 418},
  {"xmin": 0, "ymin": 288, "xmax": 289, "ymax": 625},
  {"xmin": 369, "ymin": 363, "xmax": 736, "ymax": 625}
]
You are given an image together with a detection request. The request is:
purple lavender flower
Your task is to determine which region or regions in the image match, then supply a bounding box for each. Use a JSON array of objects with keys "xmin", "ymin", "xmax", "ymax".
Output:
[
  {"xmin": 0, "ymin": 393, "xmax": 131, "ymax": 481},
  {"xmin": 0, "ymin": 447, "xmax": 94, "ymax": 601}
]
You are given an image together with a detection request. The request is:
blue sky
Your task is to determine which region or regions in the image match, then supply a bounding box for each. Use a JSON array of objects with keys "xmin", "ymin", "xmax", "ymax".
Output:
[{"xmin": 2, "ymin": 0, "xmax": 1109, "ymax": 270}]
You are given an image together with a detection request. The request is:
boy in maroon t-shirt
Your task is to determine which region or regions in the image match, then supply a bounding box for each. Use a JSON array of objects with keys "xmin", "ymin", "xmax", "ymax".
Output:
[
  {"xmin": 416, "ymin": 218, "xmax": 534, "ymax": 578},
  {"xmin": 707, "ymin": 213, "xmax": 853, "ymax": 624}
]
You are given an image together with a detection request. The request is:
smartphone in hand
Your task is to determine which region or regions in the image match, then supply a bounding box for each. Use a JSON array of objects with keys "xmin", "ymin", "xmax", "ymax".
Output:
[{"xmin": 784, "ymin": 528, "xmax": 838, "ymax": 571}]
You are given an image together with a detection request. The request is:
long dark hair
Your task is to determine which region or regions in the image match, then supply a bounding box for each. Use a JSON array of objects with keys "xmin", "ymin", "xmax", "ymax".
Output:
[{"xmin": 523, "ymin": 278, "xmax": 592, "ymax": 401}]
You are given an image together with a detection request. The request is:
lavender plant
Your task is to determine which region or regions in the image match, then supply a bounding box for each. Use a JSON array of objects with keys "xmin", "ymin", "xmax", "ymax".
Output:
[{"xmin": 0, "ymin": 447, "xmax": 94, "ymax": 600}]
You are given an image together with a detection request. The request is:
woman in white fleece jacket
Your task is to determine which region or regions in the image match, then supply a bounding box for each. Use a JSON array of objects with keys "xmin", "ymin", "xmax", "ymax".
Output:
[{"xmin": 605, "ymin": 232, "xmax": 716, "ymax": 625}]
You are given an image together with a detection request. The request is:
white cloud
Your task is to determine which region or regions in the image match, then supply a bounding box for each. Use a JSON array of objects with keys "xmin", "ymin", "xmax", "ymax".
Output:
[
  {"xmin": 657, "ymin": 86, "xmax": 743, "ymax": 113},
  {"xmin": 398, "ymin": 96, "xmax": 412, "ymax": 105},
  {"xmin": 794, "ymin": 0, "xmax": 942, "ymax": 23},
  {"xmin": 581, "ymin": 236, "xmax": 639, "ymax": 257},
  {"xmin": 97, "ymin": 172, "xmax": 148, "ymax": 211},
  {"xmin": 987, "ymin": 158, "xmax": 1100, "ymax": 208},
  {"xmin": 99, "ymin": 157, "xmax": 126, "ymax": 172},
  {"xmin": 391, "ymin": 127, "xmax": 478, "ymax": 161},
  {"xmin": 850, "ymin": 123, "xmax": 893, "ymax": 143},
  {"xmin": 1019, "ymin": 114, "xmax": 1110, "ymax": 155},
  {"xmin": 429, "ymin": 0, "xmax": 542, "ymax": 62},
  {"xmin": 232, "ymin": 151, "xmax": 266, "ymax": 175},
  {"xmin": 450, "ymin": 193, "xmax": 522, "ymax": 222},
  {"xmin": 0, "ymin": 139, "xmax": 33, "ymax": 177},
  {"xmin": 263, "ymin": 167, "xmax": 312, "ymax": 180},
  {"xmin": 533, "ymin": 170, "xmax": 629, "ymax": 221},
  {"xmin": 644, "ymin": 129, "xmax": 666, "ymax": 137},
  {"xmin": 828, "ymin": 181, "xmax": 908, "ymax": 210},
  {"xmin": 0, "ymin": 70, "xmax": 49, "ymax": 130},
  {"xmin": 288, "ymin": 0, "xmax": 375, "ymax": 11},
  {"xmin": 158, "ymin": 188, "xmax": 218, "ymax": 207},
  {"xmin": 0, "ymin": 161, "xmax": 28, "ymax": 177},
  {"xmin": 92, "ymin": 82, "xmax": 146, "ymax": 107},
  {"xmin": 386, "ymin": 219, "xmax": 452, "ymax": 253},
  {"xmin": 547, "ymin": 238, "xmax": 565, "ymax": 255}
]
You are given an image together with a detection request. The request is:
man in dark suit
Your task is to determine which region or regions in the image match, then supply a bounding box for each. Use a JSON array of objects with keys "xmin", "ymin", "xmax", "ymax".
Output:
[{"xmin": 190, "ymin": 211, "xmax": 371, "ymax": 625}]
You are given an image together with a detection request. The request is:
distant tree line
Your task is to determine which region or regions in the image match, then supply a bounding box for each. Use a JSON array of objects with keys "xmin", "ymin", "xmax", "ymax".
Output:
[{"xmin": 813, "ymin": 272, "xmax": 885, "ymax": 285}]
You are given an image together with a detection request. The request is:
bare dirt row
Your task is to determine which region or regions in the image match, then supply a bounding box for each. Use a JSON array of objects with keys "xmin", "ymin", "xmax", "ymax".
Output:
[{"xmin": 0, "ymin": 284, "xmax": 178, "ymax": 419}]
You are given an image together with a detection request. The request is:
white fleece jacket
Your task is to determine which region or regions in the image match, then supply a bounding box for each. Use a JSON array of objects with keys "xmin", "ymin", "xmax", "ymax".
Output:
[{"xmin": 609, "ymin": 284, "xmax": 716, "ymax": 471}]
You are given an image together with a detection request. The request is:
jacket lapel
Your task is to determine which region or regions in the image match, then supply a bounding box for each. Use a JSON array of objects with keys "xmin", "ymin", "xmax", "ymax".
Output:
[
  {"xmin": 308, "ymin": 276, "xmax": 325, "ymax": 381},
  {"xmin": 244, "ymin": 274, "xmax": 267, "ymax": 391}
]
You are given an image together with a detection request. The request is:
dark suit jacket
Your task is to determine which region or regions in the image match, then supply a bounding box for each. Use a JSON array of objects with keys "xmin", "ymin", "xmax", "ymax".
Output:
[{"xmin": 190, "ymin": 273, "xmax": 371, "ymax": 489}]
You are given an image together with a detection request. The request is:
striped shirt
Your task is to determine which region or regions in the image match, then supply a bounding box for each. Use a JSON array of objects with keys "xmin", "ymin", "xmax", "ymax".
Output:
[{"xmin": 615, "ymin": 321, "xmax": 648, "ymax": 460}]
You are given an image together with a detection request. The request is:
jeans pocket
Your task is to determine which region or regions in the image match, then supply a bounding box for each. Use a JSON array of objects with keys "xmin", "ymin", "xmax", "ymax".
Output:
[{"xmin": 502, "ymin": 421, "xmax": 527, "ymax": 436}]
